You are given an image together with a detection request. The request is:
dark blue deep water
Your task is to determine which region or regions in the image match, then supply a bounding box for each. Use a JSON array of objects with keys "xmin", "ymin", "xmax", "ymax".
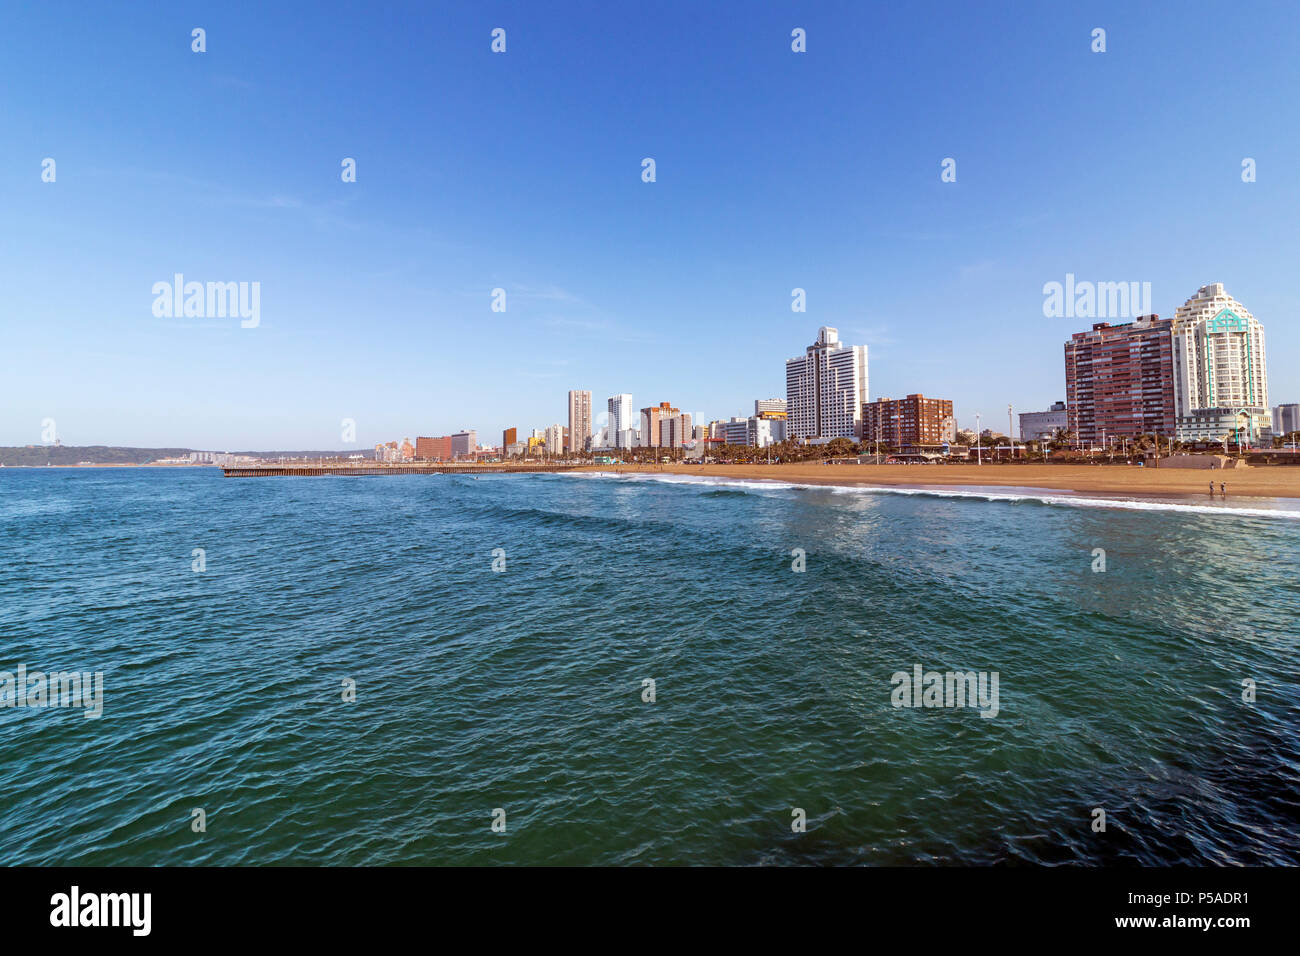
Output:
[{"xmin": 1, "ymin": 467, "xmax": 1298, "ymax": 865}]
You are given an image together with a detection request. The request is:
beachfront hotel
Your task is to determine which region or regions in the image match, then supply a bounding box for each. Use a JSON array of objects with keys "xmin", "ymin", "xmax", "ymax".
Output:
[
  {"xmin": 1170, "ymin": 283, "xmax": 1271, "ymax": 444},
  {"xmin": 1064, "ymin": 314, "xmax": 1176, "ymax": 446},
  {"xmin": 785, "ymin": 327, "xmax": 869, "ymax": 441}
]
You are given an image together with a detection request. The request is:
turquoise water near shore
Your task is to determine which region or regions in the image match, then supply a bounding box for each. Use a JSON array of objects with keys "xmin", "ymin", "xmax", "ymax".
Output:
[{"xmin": 1, "ymin": 467, "xmax": 1297, "ymax": 865}]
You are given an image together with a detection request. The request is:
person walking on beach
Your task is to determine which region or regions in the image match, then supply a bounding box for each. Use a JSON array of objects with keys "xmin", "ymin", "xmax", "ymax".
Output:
[
  {"xmin": 1210, "ymin": 481, "xmax": 1215, "ymax": 495},
  {"xmin": 1221, "ymin": 482, "xmax": 1226, "ymax": 497}
]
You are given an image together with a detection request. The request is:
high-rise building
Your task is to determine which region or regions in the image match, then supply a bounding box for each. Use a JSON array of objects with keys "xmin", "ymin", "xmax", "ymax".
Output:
[
  {"xmin": 785, "ymin": 327, "xmax": 869, "ymax": 440},
  {"xmin": 608, "ymin": 394, "xmax": 635, "ymax": 449},
  {"xmin": 1018, "ymin": 402, "xmax": 1068, "ymax": 441},
  {"xmin": 754, "ymin": 398, "xmax": 787, "ymax": 417},
  {"xmin": 1171, "ymin": 284, "xmax": 1270, "ymax": 443},
  {"xmin": 567, "ymin": 390, "xmax": 592, "ymax": 453},
  {"xmin": 640, "ymin": 402, "xmax": 681, "ymax": 448},
  {"xmin": 451, "ymin": 430, "xmax": 477, "ymax": 459},
  {"xmin": 1064, "ymin": 314, "xmax": 1176, "ymax": 446},
  {"xmin": 544, "ymin": 424, "xmax": 564, "ymax": 455},
  {"xmin": 502, "ymin": 427, "xmax": 517, "ymax": 452},
  {"xmin": 1273, "ymin": 404, "xmax": 1300, "ymax": 437},
  {"xmin": 657, "ymin": 411, "xmax": 693, "ymax": 449},
  {"xmin": 862, "ymin": 395, "xmax": 955, "ymax": 447}
]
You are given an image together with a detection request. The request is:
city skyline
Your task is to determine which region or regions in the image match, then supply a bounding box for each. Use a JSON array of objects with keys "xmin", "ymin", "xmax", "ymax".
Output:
[
  {"xmin": 13, "ymin": 281, "xmax": 1291, "ymax": 456},
  {"xmin": 4, "ymin": 2, "xmax": 1299, "ymax": 449}
]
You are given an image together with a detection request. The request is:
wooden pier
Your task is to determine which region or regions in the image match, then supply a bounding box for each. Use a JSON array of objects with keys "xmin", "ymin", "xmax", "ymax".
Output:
[{"xmin": 221, "ymin": 462, "xmax": 585, "ymax": 478}]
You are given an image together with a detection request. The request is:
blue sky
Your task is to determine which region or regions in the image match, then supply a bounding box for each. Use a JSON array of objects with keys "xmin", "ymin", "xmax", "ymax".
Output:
[{"xmin": 3, "ymin": 0, "xmax": 1298, "ymax": 449}]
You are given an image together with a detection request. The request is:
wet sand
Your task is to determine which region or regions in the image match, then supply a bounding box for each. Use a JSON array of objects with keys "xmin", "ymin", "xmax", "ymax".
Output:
[{"xmin": 575, "ymin": 462, "xmax": 1300, "ymax": 500}]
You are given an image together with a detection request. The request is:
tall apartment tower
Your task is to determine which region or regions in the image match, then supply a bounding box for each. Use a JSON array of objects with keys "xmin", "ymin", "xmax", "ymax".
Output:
[
  {"xmin": 608, "ymin": 394, "xmax": 635, "ymax": 449},
  {"xmin": 1170, "ymin": 283, "xmax": 1270, "ymax": 443},
  {"xmin": 567, "ymin": 390, "xmax": 592, "ymax": 453},
  {"xmin": 785, "ymin": 327, "xmax": 869, "ymax": 440},
  {"xmin": 1064, "ymin": 314, "xmax": 1176, "ymax": 446}
]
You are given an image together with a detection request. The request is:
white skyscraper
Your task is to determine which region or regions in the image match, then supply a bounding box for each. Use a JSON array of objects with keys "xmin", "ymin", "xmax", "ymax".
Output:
[
  {"xmin": 784, "ymin": 327, "xmax": 869, "ymax": 440},
  {"xmin": 544, "ymin": 423, "xmax": 564, "ymax": 455},
  {"xmin": 1171, "ymin": 284, "xmax": 1270, "ymax": 443},
  {"xmin": 608, "ymin": 393, "xmax": 635, "ymax": 449}
]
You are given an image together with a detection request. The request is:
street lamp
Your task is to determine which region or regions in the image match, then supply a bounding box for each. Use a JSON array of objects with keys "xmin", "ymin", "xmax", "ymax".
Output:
[
  {"xmin": 1007, "ymin": 403, "xmax": 1014, "ymax": 460},
  {"xmin": 975, "ymin": 413, "xmax": 982, "ymax": 466}
]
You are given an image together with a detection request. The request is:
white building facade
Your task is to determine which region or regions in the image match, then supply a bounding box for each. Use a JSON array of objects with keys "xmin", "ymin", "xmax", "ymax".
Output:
[
  {"xmin": 785, "ymin": 327, "xmax": 869, "ymax": 441},
  {"xmin": 1018, "ymin": 401, "xmax": 1068, "ymax": 441},
  {"xmin": 1273, "ymin": 404, "xmax": 1300, "ymax": 437},
  {"xmin": 1171, "ymin": 284, "xmax": 1270, "ymax": 443},
  {"xmin": 607, "ymin": 394, "xmax": 636, "ymax": 449},
  {"xmin": 451, "ymin": 430, "xmax": 477, "ymax": 459}
]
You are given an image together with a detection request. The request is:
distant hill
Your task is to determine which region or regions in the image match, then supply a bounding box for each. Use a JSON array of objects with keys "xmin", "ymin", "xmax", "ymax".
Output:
[
  {"xmin": 0, "ymin": 446, "xmax": 194, "ymax": 466},
  {"xmin": 0, "ymin": 446, "xmax": 375, "ymax": 466}
]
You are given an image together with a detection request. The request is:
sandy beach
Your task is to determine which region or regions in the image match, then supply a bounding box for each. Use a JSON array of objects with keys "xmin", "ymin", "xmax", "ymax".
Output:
[{"xmin": 575, "ymin": 462, "xmax": 1300, "ymax": 500}]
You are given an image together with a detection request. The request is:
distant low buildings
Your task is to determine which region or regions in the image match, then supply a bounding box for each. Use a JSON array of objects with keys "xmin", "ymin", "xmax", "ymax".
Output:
[
  {"xmin": 1274, "ymin": 404, "xmax": 1300, "ymax": 436},
  {"xmin": 720, "ymin": 414, "xmax": 787, "ymax": 447},
  {"xmin": 1019, "ymin": 402, "xmax": 1067, "ymax": 441}
]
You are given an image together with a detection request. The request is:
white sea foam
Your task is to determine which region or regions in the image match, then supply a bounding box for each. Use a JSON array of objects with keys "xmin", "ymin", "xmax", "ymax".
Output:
[{"xmin": 561, "ymin": 471, "xmax": 1300, "ymax": 520}]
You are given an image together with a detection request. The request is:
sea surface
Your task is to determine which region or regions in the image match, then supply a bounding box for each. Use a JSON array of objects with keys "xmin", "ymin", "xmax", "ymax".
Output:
[{"xmin": 1, "ymin": 467, "xmax": 1298, "ymax": 866}]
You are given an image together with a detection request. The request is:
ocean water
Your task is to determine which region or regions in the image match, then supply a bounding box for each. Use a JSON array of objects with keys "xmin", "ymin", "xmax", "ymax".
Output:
[{"xmin": 1, "ymin": 467, "xmax": 1297, "ymax": 866}]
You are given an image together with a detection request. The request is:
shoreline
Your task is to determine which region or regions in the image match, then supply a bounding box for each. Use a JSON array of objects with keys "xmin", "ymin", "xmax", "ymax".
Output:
[{"xmin": 573, "ymin": 462, "xmax": 1300, "ymax": 502}]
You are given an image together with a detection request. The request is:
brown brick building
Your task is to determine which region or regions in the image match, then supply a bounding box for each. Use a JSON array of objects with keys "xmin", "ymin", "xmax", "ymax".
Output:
[
  {"xmin": 415, "ymin": 436, "xmax": 453, "ymax": 461},
  {"xmin": 1064, "ymin": 315, "xmax": 1175, "ymax": 446},
  {"xmin": 861, "ymin": 394, "xmax": 955, "ymax": 447}
]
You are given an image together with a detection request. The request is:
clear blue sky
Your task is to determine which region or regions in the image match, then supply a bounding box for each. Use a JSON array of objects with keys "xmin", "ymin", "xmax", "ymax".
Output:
[{"xmin": 3, "ymin": 0, "xmax": 1298, "ymax": 449}]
